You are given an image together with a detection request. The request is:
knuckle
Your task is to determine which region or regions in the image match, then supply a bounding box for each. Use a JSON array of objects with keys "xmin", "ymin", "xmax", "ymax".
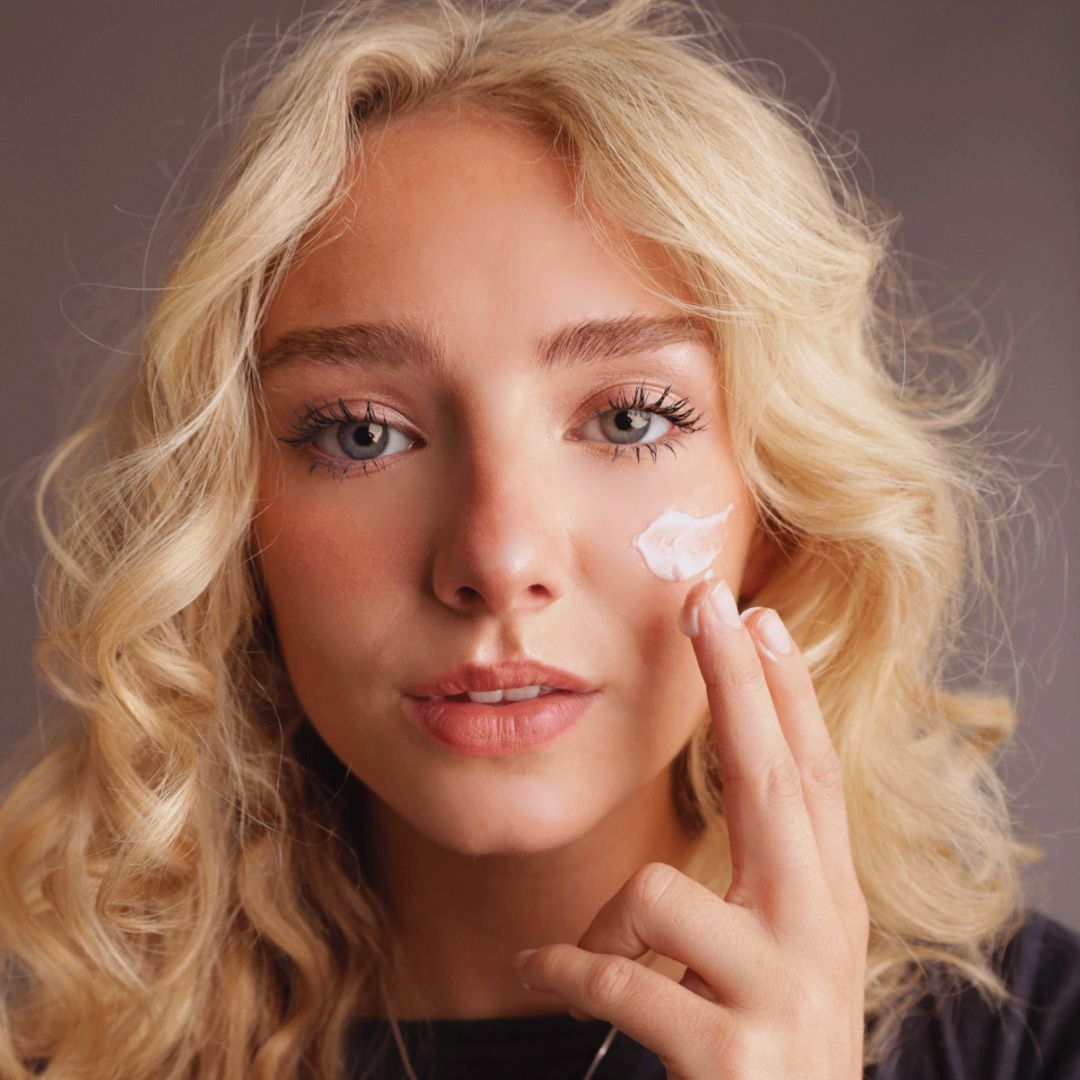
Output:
[
  {"xmin": 719, "ymin": 1024, "xmax": 759, "ymax": 1072},
  {"xmin": 781, "ymin": 975, "xmax": 832, "ymax": 1029},
  {"xmin": 701, "ymin": 1013, "xmax": 739, "ymax": 1065},
  {"xmin": 764, "ymin": 754, "xmax": 805, "ymax": 804},
  {"xmin": 739, "ymin": 751, "xmax": 803, "ymax": 805},
  {"xmin": 584, "ymin": 956, "xmax": 637, "ymax": 1010},
  {"xmin": 627, "ymin": 861, "xmax": 680, "ymax": 912},
  {"xmin": 804, "ymin": 746, "xmax": 846, "ymax": 800},
  {"xmin": 722, "ymin": 750, "xmax": 804, "ymax": 806}
]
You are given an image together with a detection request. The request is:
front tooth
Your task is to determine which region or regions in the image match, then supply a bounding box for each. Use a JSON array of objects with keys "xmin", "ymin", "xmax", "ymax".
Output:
[
  {"xmin": 503, "ymin": 685, "xmax": 541, "ymax": 702},
  {"xmin": 463, "ymin": 685, "xmax": 546, "ymax": 704},
  {"xmin": 465, "ymin": 689, "xmax": 505, "ymax": 704}
]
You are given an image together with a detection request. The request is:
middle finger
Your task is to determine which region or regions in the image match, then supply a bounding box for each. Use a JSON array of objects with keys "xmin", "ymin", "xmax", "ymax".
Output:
[{"xmin": 683, "ymin": 576, "xmax": 829, "ymax": 920}]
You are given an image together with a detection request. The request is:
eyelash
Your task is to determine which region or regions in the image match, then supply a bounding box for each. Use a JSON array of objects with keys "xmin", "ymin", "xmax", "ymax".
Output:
[{"xmin": 277, "ymin": 383, "xmax": 708, "ymax": 480}]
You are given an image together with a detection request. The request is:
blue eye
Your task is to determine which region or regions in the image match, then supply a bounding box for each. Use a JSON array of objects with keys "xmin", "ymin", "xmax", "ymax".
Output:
[
  {"xmin": 278, "ymin": 398, "xmax": 414, "ymax": 480},
  {"xmin": 581, "ymin": 383, "xmax": 707, "ymax": 465},
  {"xmin": 278, "ymin": 384, "xmax": 707, "ymax": 480}
]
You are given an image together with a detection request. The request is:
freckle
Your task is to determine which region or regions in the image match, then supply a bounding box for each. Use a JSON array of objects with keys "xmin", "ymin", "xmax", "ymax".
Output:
[{"xmin": 630, "ymin": 503, "xmax": 734, "ymax": 581}]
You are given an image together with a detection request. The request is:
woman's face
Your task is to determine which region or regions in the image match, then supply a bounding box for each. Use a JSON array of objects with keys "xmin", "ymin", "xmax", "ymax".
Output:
[{"xmin": 254, "ymin": 103, "xmax": 770, "ymax": 857}]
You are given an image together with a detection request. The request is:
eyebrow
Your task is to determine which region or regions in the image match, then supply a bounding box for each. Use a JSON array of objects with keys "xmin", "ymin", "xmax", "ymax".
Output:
[{"xmin": 258, "ymin": 313, "xmax": 715, "ymax": 379}]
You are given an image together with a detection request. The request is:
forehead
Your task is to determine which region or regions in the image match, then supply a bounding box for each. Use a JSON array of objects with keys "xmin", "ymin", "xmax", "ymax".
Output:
[{"xmin": 259, "ymin": 101, "xmax": 701, "ymax": 364}]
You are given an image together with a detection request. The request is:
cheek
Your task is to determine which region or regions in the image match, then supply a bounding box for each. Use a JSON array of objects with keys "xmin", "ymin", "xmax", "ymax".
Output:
[
  {"xmin": 254, "ymin": 438, "xmax": 420, "ymax": 605},
  {"xmin": 251, "ymin": 480, "xmax": 413, "ymax": 690}
]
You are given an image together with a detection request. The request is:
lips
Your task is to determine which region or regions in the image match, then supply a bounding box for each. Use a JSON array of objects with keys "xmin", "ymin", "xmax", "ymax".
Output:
[
  {"xmin": 403, "ymin": 690, "xmax": 599, "ymax": 757},
  {"xmin": 404, "ymin": 658, "xmax": 598, "ymax": 699}
]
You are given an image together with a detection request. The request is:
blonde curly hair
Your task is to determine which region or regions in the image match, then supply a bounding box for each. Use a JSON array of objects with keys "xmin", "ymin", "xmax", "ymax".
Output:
[{"xmin": 0, "ymin": 0, "xmax": 1045, "ymax": 1075}]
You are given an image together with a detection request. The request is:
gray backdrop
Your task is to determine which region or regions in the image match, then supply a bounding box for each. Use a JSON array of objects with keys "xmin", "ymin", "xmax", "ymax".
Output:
[{"xmin": 2, "ymin": 2, "xmax": 1077, "ymax": 930}]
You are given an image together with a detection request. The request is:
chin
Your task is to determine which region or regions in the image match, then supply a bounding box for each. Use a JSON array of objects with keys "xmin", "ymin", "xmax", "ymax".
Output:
[{"xmin": 400, "ymin": 781, "xmax": 609, "ymax": 859}]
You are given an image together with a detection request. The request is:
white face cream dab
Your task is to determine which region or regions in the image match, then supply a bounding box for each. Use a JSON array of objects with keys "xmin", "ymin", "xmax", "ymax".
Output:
[{"xmin": 630, "ymin": 503, "xmax": 734, "ymax": 582}]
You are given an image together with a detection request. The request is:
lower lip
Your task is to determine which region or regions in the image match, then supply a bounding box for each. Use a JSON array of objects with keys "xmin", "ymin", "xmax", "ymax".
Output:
[{"xmin": 402, "ymin": 691, "xmax": 600, "ymax": 757}]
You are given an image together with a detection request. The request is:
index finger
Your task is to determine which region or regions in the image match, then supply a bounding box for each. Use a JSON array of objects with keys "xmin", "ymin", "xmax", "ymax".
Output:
[{"xmin": 682, "ymin": 576, "xmax": 829, "ymax": 923}]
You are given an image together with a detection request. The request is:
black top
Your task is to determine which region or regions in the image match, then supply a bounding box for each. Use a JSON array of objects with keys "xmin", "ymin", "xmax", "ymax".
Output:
[{"xmin": 346, "ymin": 910, "xmax": 1080, "ymax": 1079}]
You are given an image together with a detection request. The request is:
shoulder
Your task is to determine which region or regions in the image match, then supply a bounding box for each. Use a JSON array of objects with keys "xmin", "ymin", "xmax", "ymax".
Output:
[{"xmin": 870, "ymin": 910, "xmax": 1080, "ymax": 1080}]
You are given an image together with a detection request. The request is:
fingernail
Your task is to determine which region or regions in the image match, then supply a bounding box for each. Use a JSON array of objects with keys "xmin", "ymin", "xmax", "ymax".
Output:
[
  {"xmin": 749, "ymin": 608, "xmax": 793, "ymax": 658},
  {"xmin": 707, "ymin": 579, "xmax": 743, "ymax": 630},
  {"xmin": 516, "ymin": 945, "xmax": 538, "ymax": 989},
  {"xmin": 678, "ymin": 597, "xmax": 701, "ymax": 638}
]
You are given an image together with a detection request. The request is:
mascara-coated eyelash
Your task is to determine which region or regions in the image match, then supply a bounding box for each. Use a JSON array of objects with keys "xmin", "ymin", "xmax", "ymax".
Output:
[
  {"xmin": 599, "ymin": 383, "xmax": 708, "ymax": 464},
  {"xmin": 278, "ymin": 397, "xmax": 399, "ymax": 480},
  {"xmin": 277, "ymin": 384, "xmax": 708, "ymax": 480}
]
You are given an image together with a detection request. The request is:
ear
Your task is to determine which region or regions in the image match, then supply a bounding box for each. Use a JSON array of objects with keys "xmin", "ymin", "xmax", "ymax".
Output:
[{"xmin": 738, "ymin": 525, "xmax": 785, "ymax": 607}]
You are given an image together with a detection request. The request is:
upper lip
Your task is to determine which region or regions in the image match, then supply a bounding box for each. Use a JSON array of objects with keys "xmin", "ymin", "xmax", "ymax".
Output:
[{"xmin": 404, "ymin": 659, "xmax": 599, "ymax": 698}]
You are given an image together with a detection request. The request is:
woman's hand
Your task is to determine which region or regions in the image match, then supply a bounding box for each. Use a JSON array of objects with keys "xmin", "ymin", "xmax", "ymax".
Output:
[{"xmin": 514, "ymin": 576, "xmax": 870, "ymax": 1079}]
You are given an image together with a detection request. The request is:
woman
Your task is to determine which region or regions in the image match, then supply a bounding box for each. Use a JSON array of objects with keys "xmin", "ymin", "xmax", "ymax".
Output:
[{"xmin": 2, "ymin": 0, "xmax": 1077, "ymax": 1076}]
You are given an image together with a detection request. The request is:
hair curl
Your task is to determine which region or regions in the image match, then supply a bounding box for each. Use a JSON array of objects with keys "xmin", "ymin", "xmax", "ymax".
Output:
[{"xmin": 0, "ymin": 0, "xmax": 1046, "ymax": 1075}]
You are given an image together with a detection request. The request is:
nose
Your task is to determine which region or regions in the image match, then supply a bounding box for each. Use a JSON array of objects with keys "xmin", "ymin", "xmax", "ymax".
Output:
[{"xmin": 429, "ymin": 429, "xmax": 569, "ymax": 617}]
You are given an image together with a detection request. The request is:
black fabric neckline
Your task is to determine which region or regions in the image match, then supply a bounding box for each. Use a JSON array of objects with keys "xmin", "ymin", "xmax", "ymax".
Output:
[
  {"xmin": 347, "ymin": 1010, "xmax": 652, "ymax": 1078},
  {"xmin": 350, "ymin": 1008, "xmax": 615, "ymax": 1053}
]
